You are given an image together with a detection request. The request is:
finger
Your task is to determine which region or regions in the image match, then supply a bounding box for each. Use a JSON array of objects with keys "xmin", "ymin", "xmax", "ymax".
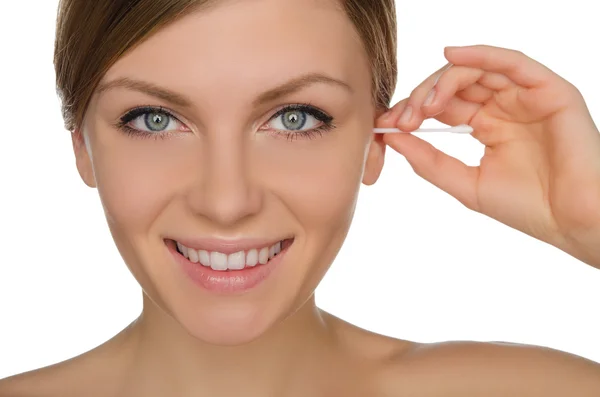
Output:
[
  {"xmin": 379, "ymin": 66, "xmax": 508, "ymax": 131},
  {"xmin": 430, "ymin": 95, "xmax": 481, "ymax": 127},
  {"xmin": 383, "ymin": 132, "xmax": 480, "ymax": 211},
  {"xmin": 431, "ymin": 96, "xmax": 511, "ymax": 148},
  {"xmin": 377, "ymin": 97, "xmax": 409, "ymax": 127},
  {"xmin": 419, "ymin": 65, "xmax": 485, "ymax": 118},
  {"xmin": 423, "ymin": 65, "xmax": 513, "ymax": 110},
  {"xmin": 400, "ymin": 65, "xmax": 484, "ymax": 131},
  {"xmin": 478, "ymin": 71, "xmax": 515, "ymax": 91},
  {"xmin": 444, "ymin": 45, "xmax": 554, "ymax": 88},
  {"xmin": 378, "ymin": 65, "xmax": 450, "ymax": 129},
  {"xmin": 431, "ymin": 62, "xmax": 454, "ymax": 86},
  {"xmin": 456, "ymin": 83, "xmax": 494, "ymax": 103},
  {"xmin": 378, "ymin": 95, "xmax": 481, "ymax": 137}
]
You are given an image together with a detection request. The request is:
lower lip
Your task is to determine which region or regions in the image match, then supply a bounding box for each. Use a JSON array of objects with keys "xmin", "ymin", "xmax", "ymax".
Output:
[{"xmin": 166, "ymin": 239, "xmax": 292, "ymax": 294}]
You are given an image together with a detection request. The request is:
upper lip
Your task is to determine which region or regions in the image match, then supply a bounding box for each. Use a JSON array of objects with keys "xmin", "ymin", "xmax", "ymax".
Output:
[{"xmin": 168, "ymin": 237, "xmax": 292, "ymax": 255}]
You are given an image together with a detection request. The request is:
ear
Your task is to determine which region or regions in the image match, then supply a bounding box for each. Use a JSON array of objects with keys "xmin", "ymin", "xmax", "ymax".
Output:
[
  {"xmin": 71, "ymin": 129, "xmax": 97, "ymax": 188},
  {"xmin": 362, "ymin": 108, "xmax": 388, "ymax": 186}
]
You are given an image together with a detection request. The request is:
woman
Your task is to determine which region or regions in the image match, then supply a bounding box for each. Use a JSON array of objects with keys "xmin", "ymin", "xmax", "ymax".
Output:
[{"xmin": 1, "ymin": 0, "xmax": 599, "ymax": 395}]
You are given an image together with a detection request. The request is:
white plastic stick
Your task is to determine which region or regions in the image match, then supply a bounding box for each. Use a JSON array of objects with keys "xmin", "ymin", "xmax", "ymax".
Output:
[{"xmin": 373, "ymin": 124, "xmax": 473, "ymax": 134}]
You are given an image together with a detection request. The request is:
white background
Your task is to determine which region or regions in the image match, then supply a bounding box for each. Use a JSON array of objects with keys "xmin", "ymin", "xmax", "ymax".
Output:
[{"xmin": 1, "ymin": 0, "xmax": 599, "ymax": 379}]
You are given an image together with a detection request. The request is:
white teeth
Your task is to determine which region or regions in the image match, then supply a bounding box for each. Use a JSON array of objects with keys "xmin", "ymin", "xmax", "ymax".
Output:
[
  {"xmin": 176, "ymin": 239, "xmax": 289, "ymax": 270},
  {"xmin": 198, "ymin": 250, "xmax": 210, "ymax": 267},
  {"xmin": 258, "ymin": 247, "xmax": 269, "ymax": 265},
  {"xmin": 246, "ymin": 249, "xmax": 258, "ymax": 267},
  {"xmin": 269, "ymin": 245, "xmax": 275, "ymax": 259},
  {"xmin": 188, "ymin": 249, "xmax": 199, "ymax": 263},
  {"xmin": 228, "ymin": 251, "xmax": 246, "ymax": 270},
  {"xmin": 210, "ymin": 252, "xmax": 228, "ymax": 271}
]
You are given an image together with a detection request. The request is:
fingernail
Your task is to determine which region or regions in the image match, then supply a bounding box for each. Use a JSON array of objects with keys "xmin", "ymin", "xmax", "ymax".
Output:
[
  {"xmin": 423, "ymin": 89, "xmax": 436, "ymax": 107},
  {"xmin": 400, "ymin": 105, "xmax": 412, "ymax": 124}
]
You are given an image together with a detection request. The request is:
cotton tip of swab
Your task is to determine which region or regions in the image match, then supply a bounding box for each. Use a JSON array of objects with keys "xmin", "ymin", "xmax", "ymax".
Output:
[{"xmin": 446, "ymin": 124, "xmax": 473, "ymax": 134}]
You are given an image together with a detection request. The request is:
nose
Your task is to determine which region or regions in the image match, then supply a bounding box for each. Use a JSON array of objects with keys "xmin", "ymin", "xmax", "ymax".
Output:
[{"xmin": 186, "ymin": 133, "xmax": 263, "ymax": 226}]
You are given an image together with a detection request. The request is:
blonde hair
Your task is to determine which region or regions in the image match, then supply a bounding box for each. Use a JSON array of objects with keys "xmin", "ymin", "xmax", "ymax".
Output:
[{"xmin": 54, "ymin": 0, "xmax": 397, "ymax": 132}]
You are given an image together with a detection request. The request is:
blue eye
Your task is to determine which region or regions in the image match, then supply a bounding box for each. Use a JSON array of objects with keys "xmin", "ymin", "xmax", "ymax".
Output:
[
  {"xmin": 271, "ymin": 109, "xmax": 317, "ymax": 131},
  {"xmin": 116, "ymin": 106, "xmax": 189, "ymax": 139},
  {"xmin": 136, "ymin": 111, "xmax": 175, "ymax": 132},
  {"xmin": 116, "ymin": 104, "xmax": 335, "ymax": 141},
  {"xmin": 263, "ymin": 104, "xmax": 335, "ymax": 141}
]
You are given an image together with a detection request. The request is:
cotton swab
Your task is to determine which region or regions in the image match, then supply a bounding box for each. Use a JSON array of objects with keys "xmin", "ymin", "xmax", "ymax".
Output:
[{"xmin": 373, "ymin": 124, "xmax": 473, "ymax": 134}]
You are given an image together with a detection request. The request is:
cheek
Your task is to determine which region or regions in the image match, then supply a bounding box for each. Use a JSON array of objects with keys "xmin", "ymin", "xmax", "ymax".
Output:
[
  {"xmin": 92, "ymin": 139, "xmax": 183, "ymax": 233},
  {"xmin": 256, "ymin": 133, "xmax": 367, "ymax": 230}
]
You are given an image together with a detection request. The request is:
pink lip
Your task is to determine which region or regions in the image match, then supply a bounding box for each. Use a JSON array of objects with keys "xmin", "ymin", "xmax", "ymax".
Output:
[{"xmin": 165, "ymin": 239, "xmax": 293, "ymax": 294}]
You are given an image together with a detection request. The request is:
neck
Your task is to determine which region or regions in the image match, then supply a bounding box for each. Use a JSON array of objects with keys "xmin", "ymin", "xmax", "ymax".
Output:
[{"xmin": 121, "ymin": 293, "xmax": 336, "ymax": 396}]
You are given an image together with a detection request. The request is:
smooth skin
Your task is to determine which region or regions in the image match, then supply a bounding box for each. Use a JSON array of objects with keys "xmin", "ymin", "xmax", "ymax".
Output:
[{"xmin": 1, "ymin": 0, "xmax": 600, "ymax": 396}]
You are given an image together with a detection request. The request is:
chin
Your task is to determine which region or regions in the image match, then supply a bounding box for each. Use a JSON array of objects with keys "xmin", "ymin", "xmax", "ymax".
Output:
[
  {"xmin": 173, "ymin": 300, "xmax": 286, "ymax": 346},
  {"xmin": 135, "ymin": 235, "xmax": 309, "ymax": 345}
]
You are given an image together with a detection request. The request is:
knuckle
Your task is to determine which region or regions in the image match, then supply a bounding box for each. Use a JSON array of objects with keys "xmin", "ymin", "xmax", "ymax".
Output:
[{"xmin": 512, "ymin": 49, "xmax": 532, "ymax": 65}]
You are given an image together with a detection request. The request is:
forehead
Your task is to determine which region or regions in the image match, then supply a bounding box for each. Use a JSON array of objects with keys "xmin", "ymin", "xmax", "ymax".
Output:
[{"xmin": 102, "ymin": 0, "xmax": 369, "ymax": 98}]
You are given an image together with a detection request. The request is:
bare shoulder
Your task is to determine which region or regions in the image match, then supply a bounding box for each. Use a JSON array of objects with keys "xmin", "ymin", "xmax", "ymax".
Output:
[
  {"xmin": 0, "ymin": 352, "xmax": 128, "ymax": 397},
  {"xmin": 321, "ymin": 310, "xmax": 418, "ymax": 363},
  {"xmin": 377, "ymin": 339, "xmax": 600, "ymax": 397},
  {"xmin": 0, "ymin": 361, "xmax": 80, "ymax": 397},
  {"xmin": 0, "ymin": 324, "xmax": 137, "ymax": 397}
]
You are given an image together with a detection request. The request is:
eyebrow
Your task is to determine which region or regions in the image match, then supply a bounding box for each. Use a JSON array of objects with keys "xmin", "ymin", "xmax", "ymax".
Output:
[{"xmin": 95, "ymin": 73, "xmax": 353, "ymax": 109}]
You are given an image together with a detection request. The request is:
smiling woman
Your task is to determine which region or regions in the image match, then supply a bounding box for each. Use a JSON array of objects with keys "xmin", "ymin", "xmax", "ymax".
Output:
[
  {"xmin": 2, "ymin": 0, "xmax": 401, "ymax": 395},
  {"xmin": 2, "ymin": 0, "xmax": 600, "ymax": 396},
  {"xmin": 66, "ymin": 0, "xmax": 389, "ymax": 349}
]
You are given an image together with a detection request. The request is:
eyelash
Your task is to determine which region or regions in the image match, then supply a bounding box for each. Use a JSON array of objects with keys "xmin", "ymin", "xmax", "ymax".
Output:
[{"xmin": 114, "ymin": 104, "xmax": 336, "ymax": 141}]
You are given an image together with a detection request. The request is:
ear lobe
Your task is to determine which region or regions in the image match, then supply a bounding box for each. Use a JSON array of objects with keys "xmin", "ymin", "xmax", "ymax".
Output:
[
  {"xmin": 71, "ymin": 129, "xmax": 97, "ymax": 188},
  {"xmin": 362, "ymin": 132, "xmax": 386, "ymax": 186}
]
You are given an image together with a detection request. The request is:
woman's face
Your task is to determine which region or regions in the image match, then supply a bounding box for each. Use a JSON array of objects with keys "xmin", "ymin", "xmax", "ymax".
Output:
[{"xmin": 76, "ymin": 0, "xmax": 386, "ymax": 344}]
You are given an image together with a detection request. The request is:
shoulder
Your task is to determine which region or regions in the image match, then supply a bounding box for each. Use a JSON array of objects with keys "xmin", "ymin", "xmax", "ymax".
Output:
[
  {"xmin": 0, "ymin": 358, "xmax": 123, "ymax": 397},
  {"xmin": 0, "ymin": 344, "xmax": 130, "ymax": 397},
  {"xmin": 0, "ymin": 322, "xmax": 139, "ymax": 397},
  {"xmin": 378, "ymin": 340, "xmax": 600, "ymax": 397},
  {"xmin": 0, "ymin": 365, "xmax": 68, "ymax": 397},
  {"xmin": 0, "ymin": 354, "xmax": 115, "ymax": 397}
]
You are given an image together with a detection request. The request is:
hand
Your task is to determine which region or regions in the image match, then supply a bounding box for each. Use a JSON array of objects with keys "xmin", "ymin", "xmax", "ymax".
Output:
[{"xmin": 378, "ymin": 45, "xmax": 600, "ymax": 268}]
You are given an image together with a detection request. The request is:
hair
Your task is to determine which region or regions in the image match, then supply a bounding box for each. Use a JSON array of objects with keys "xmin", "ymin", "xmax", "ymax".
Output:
[{"xmin": 54, "ymin": 0, "xmax": 397, "ymax": 133}]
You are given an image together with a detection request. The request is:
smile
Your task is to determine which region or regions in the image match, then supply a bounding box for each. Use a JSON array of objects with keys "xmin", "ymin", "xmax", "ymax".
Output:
[
  {"xmin": 174, "ymin": 239, "xmax": 292, "ymax": 271},
  {"xmin": 165, "ymin": 237, "xmax": 295, "ymax": 293}
]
